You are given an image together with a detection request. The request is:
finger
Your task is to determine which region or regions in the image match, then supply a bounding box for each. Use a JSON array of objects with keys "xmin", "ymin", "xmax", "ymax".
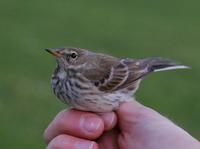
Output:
[
  {"xmin": 44, "ymin": 109, "xmax": 104, "ymax": 144},
  {"xmin": 116, "ymin": 100, "xmax": 156, "ymax": 133},
  {"xmin": 97, "ymin": 128, "xmax": 119, "ymax": 149},
  {"xmin": 98, "ymin": 112, "xmax": 117, "ymax": 131},
  {"xmin": 47, "ymin": 134, "xmax": 99, "ymax": 149}
]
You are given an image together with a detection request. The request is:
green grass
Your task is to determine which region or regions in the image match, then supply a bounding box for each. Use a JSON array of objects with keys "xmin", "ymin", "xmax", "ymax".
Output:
[{"xmin": 0, "ymin": 0, "xmax": 200, "ymax": 148}]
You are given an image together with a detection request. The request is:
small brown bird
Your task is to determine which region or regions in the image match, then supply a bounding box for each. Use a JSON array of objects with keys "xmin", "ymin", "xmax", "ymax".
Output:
[{"xmin": 45, "ymin": 47, "xmax": 188, "ymax": 112}]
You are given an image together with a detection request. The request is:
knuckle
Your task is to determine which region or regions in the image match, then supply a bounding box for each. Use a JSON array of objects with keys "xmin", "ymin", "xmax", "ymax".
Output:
[
  {"xmin": 55, "ymin": 109, "xmax": 68, "ymax": 120},
  {"xmin": 54, "ymin": 109, "xmax": 70, "ymax": 128}
]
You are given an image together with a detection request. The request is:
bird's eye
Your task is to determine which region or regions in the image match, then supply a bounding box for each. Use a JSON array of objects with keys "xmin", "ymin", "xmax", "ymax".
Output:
[{"xmin": 70, "ymin": 52, "xmax": 77, "ymax": 59}]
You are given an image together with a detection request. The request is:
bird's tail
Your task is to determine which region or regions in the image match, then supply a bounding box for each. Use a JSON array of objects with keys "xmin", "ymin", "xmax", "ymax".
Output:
[{"xmin": 139, "ymin": 57, "xmax": 190, "ymax": 73}]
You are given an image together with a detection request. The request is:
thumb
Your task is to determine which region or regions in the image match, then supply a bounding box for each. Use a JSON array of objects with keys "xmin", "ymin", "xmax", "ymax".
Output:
[{"xmin": 116, "ymin": 100, "xmax": 150, "ymax": 133}]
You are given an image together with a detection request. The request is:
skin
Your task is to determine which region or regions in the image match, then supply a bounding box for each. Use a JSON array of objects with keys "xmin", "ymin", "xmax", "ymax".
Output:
[{"xmin": 44, "ymin": 100, "xmax": 200, "ymax": 149}]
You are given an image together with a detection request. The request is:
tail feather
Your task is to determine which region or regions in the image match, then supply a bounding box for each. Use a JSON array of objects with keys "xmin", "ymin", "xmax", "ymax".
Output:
[
  {"xmin": 140, "ymin": 57, "xmax": 189, "ymax": 73},
  {"xmin": 153, "ymin": 65, "xmax": 190, "ymax": 72}
]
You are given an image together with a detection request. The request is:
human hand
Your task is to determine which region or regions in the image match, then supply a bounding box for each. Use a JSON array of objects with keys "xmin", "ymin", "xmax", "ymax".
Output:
[
  {"xmin": 44, "ymin": 100, "xmax": 200, "ymax": 149},
  {"xmin": 43, "ymin": 108, "xmax": 117, "ymax": 149}
]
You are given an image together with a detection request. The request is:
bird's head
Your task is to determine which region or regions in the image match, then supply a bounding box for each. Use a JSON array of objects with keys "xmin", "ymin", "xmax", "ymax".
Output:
[{"xmin": 45, "ymin": 47, "xmax": 90, "ymax": 69}]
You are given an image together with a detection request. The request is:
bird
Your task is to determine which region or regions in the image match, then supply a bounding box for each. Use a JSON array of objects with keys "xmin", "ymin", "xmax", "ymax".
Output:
[{"xmin": 45, "ymin": 47, "xmax": 189, "ymax": 112}]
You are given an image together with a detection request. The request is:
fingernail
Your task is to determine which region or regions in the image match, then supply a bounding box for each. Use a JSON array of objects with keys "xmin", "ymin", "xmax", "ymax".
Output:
[
  {"xmin": 75, "ymin": 141, "xmax": 96, "ymax": 149},
  {"xmin": 80, "ymin": 115, "xmax": 101, "ymax": 133}
]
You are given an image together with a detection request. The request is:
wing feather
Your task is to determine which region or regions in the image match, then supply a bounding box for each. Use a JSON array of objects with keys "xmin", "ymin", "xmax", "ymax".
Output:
[
  {"xmin": 98, "ymin": 58, "xmax": 147, "ymax": 92},
  {"xmin": 98, "ymin": 60, "xmax": 129, "ymax": 91}
]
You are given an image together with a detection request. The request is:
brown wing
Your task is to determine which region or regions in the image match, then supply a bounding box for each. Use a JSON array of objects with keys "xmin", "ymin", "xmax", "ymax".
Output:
[
  {"xmin": 98, "ymin": 59, "xmax": 129, "ymax": 91},
  {"xmin": 79, "ymin": 53, "xmax": 121, "ymax": 85},
  {"xmin": 80, "ymin": 54, "xmax": 185, "ymax": 93},
  {"xmin": 98, "ymin": 58, "xmax": 148, "ymax": 92},
  {"xmin": 98, "ymin": 57, "xmax": 184, "ymax": 92}
]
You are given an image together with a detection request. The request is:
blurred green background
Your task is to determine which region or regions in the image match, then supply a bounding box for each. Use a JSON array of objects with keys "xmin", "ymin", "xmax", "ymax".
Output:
[{"xmin": 0, "ymin": 0, "xmax": 199, "ymax": 148}]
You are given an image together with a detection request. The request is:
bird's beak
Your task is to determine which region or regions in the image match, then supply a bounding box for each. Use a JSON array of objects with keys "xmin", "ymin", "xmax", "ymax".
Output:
[{"xmin": 45, "ymin": 48, "xmax": 62, "ymax": 58}]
